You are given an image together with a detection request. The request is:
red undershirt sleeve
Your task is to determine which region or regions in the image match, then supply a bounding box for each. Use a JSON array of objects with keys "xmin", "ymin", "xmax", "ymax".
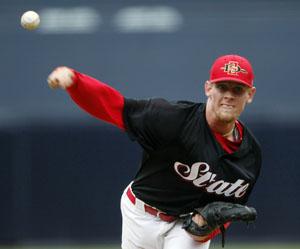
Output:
[{"xmin": 66, "ymin": 70, "xmax": 125, "ymax": 130}]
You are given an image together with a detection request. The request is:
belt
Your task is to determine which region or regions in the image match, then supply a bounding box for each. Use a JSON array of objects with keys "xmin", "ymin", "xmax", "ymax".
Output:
[{"xmin": 126, "ymin": 187, "xmax": 176, "ymax": 222}]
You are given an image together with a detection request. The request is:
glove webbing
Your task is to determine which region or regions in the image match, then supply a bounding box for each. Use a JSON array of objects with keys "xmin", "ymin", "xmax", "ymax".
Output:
[{"xmin": 182, "ymin": 202, "xmax": 257, "ymax": 247}]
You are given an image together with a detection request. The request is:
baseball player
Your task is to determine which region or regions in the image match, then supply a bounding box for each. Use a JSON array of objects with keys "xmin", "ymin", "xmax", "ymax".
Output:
[{"xmin": 47, "ymin": 54, "xmax": 261, "ymax": 249}]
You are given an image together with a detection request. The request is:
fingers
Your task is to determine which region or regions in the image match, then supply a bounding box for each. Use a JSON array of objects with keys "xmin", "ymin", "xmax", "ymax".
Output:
[
  {"xmin": 47, "ymin": 66, "xmax": 75, "ymax": 90},
  {"xmin": 47, "ymin": 76, "xmax": 60, "ymax": 89},
  {"xmin": 192, "ymin": 214, "xmax": 207, "ymax": 226}
]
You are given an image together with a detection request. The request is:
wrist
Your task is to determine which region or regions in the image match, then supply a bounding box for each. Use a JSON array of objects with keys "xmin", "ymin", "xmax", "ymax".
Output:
[{"xmin": 192, "ymin": 214, "xmax": 207, "ymax": 227}]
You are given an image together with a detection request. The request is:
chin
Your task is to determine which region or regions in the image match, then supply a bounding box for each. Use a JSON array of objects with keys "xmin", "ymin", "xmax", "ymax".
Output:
[{"xmin": 217, "ymin": 112, "xmax": 236, "ymax": 123}]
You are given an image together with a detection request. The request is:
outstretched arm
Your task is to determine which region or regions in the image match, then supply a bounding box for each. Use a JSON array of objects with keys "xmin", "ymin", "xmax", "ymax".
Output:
[{"xmin": 47, "ymin": 67, "xmax": 125, "ymax": 130}]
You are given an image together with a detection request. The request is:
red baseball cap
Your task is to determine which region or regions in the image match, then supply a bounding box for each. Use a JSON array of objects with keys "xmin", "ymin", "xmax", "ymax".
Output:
[{"xmin": 209, "ymin": 54, "xmax": 254, "ymax": 87}]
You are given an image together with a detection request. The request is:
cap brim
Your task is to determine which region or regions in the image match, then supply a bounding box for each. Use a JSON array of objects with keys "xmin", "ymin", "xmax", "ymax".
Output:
[{"xmin": 210, "ymin": 77, "xmax": 252, "ymax": 87}]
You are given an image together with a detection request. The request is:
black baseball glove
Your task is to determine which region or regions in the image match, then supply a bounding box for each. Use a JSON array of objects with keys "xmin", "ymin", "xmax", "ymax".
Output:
[{"xmin": 182, "ymin": 202, "xmax": 257, "ymax": 247}]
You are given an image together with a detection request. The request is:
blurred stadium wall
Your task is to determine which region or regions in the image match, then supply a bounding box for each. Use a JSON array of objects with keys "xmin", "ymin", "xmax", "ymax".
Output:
[{"xmin": 0, "ymin": 0, "xmax": 299, "ymax": 244}]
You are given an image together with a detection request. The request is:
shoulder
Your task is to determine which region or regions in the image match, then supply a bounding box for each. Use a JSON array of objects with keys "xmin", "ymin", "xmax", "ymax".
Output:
[
  {"xmin": 123, "ymin": 98, "xmax": 204, "ymax": 148},
  {"xmin": 173, "ymin": 100, "xmax": 203, "ymax": 109},
  {"xmin": 125, "ymin": 98, "xmax": 203, "ymax": 114},
  {"xmin": 123, "ymin": 98, "xmax": 205, "ymax": 133}
]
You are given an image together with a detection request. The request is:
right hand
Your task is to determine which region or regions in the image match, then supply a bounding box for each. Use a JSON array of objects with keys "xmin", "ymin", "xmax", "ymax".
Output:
[{"xmin": 47, "ymin": 66, "xmax": 75, "ymax": 89}]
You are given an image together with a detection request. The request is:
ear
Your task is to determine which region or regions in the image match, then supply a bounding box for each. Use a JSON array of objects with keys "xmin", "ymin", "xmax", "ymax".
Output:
[
  {"xmin": 204, "ymin": 80, "xmax": 213, "ymax": 97},
  {"xmin": 246, "ymin": 87, "xmax": 256, "ymax": 104}
]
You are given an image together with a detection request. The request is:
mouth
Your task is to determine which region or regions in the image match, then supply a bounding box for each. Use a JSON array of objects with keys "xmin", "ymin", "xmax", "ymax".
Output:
[{"xmin": 220, "ymin": 104, "xmax": 234, "ymax": 110}]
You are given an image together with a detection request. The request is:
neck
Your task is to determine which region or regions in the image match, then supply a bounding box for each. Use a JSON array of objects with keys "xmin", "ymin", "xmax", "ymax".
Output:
[
  {"xmin": 208, "ymin": 120, "xmax": 236, "ymax": 137},
  {"xmin": 205, "ymin": 105, "xmax": 236, "ymax": 137}
]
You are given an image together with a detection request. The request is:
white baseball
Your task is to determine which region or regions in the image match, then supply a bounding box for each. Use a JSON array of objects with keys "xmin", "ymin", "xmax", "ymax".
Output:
[{"xmin": 21, "ymin": 11, "xmax": 40, "ymax": 30}]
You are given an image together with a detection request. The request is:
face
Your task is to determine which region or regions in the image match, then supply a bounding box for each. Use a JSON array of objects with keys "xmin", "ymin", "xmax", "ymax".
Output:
[{"xmin": 205, "ymin": 81, "xmax": 256, "ymax": 123}]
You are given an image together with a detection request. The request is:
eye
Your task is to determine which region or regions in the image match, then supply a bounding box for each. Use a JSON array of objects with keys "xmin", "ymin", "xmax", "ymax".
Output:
[
  {"xmin": 216, "ymin": 84, "xmax": 228, "ymax": 92},
  {"xmin": 232, "ymin": 86, "xmax": 245, "ymax": 95}
]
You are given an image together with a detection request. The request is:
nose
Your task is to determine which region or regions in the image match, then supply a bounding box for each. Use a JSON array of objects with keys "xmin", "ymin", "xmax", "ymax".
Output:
[{"xmin": 223, "ymin": 90, "xmax": 235, "ymax": 99}]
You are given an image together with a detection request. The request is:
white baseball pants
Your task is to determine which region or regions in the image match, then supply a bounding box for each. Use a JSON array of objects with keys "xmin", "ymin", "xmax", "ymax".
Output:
[{"xmin": 120, "ymin": 185, "xmax": 210, "ymax": 249}]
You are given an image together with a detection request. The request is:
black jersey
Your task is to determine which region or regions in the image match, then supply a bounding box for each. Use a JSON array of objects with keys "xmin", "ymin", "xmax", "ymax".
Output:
[{"xmin": 123, "ymin": 98, "xmax": 262, "ymax": 216}]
